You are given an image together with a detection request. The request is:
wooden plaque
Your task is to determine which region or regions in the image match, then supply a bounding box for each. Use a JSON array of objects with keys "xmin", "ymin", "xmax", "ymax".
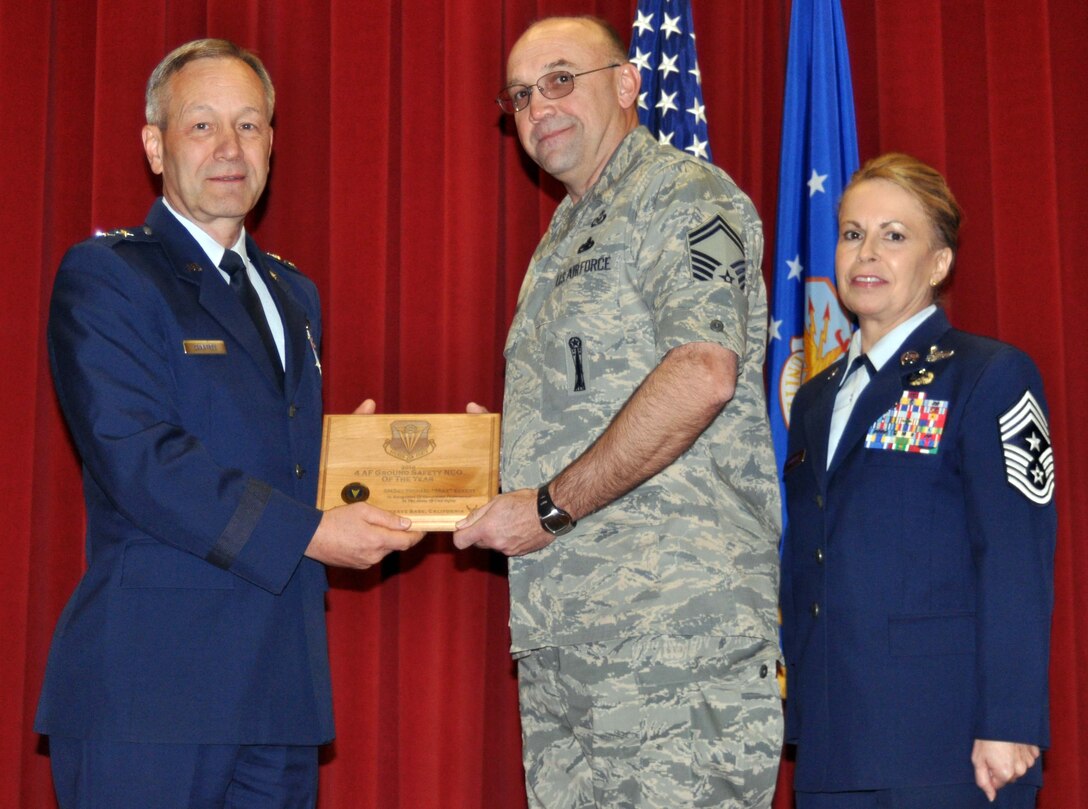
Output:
[{"xmin": 317, "ymin": 413, "xmax": 501, "ymax": 531}]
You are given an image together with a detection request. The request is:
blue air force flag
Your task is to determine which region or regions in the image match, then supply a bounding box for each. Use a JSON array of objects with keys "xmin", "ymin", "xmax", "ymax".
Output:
[
  {"xmin": 628, "ymin": 0, "xmax": 712, "ymax": 162},
  {"xmin": 767, "ymin": 0, "xmax": 859, "ymax": 478}
]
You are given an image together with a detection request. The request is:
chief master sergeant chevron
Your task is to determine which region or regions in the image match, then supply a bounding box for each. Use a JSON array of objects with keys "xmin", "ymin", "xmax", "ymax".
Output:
[
  {"xmin": 453, "ymin": 16, "xmax": 783, "ymax": 809},
  {"xmin": 34, "ymin": 38, "xmax": 423, "ymax": 809}
]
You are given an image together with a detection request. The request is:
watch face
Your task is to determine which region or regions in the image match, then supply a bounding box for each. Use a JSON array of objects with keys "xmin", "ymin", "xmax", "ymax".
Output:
[
  {"xmin": 537, "ymin": 485, "xmax": 574, "ymax": 535},
  {"xmin": 541, "ymin": 512, "xmax": 573, "ymax": 535},
  {"xmin": 539, "ymin": 515, "xmax": 574, "ymax": 534}
]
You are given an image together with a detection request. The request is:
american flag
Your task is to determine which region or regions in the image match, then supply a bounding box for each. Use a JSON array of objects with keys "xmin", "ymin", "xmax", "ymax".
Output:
[
  {"xmin": 628, "ymin": 0, "xmax": 712, "ymax": 162},
  {"xmin": 767, "ymin": 0, "xmax": 859, "ymax": 484}
]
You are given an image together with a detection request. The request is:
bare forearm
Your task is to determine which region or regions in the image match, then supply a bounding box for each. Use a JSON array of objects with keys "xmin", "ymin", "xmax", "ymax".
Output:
[
  {"xmin": 551, "ymin": 342, "xmax": 736, "ymax": 519},
  {"xmin": 453, "ymin": 342, "xmax": 738, "ymax": 556}
]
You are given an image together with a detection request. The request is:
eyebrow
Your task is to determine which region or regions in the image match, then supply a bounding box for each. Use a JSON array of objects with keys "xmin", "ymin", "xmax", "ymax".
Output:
[
  {"xmin": 178, "ymin": 103, "xmax": 266, "ymax": 118},
  {"xmin": 507, "ymin": 58, "xmax": 576, "ymax": 85},
  {"xmin": 841, "ymin": 219, "xmax": 908, "ymax": 229}
]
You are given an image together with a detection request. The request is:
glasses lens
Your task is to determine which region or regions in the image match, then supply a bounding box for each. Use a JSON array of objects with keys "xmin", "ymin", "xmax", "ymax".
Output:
[
  {"xmin": 496, "ymin": 85, "xmax": 531, "ymax": 114},
  {"xmin": 538, "ymin": 71, "xmax": 576, "ymax": 100}
]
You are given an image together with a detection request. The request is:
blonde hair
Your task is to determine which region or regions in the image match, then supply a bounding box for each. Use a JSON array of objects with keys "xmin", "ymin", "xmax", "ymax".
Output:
[{"xmin": 846, "ymin": 153, "xmax": 962, "ymax": 254}]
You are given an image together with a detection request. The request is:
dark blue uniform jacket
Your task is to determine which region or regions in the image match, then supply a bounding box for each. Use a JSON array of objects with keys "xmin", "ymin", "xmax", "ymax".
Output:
[
  {"xmin": 35, "ymin": 199, "xmax": 333, "ymax": 745},
  {"xmin": 782, "ymin": 309, "xmax": 1055, "ymax": 792}
]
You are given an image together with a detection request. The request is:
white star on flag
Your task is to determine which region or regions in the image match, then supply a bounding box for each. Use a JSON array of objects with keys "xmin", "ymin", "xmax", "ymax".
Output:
[
  {"xmin": 686, "ymin": 100, "xmax": 707, "ymax": 124},
  {"xmin": 658, "ymin": 131, "xmax": 674, "ymax": 145},
  {"xmin": 656, "ymin": 90, "xmax": 678, "ymax": 114},
  {"xmin": 686, "ymin": 136, "xmax": 709, "ymax": 159},
  {"xmin": 690, "ymin": 64, "xmax": 702, "ymax": 84},
  {"xmin": 657, "ymin": 53, "xmax": 679, "ymax": 79},
  {"xmin": 787, "ymin": 256, "xmax": 804, "ymax": 280},
  {"xmin": 630, "ymin": 47, "xmax": 652, "ymax": 73},
  {"xmin": 661, "ymin": 13, "xmax": 682, "ymax": 38},
  {"xmin": 638, "ymin": 92, "xmax": 648, "ymax": 110},
  {"xmin": 633, "ymin": 10, "xmax": 655, "ymax": 36},
  {"xmin": 769, "ymin": 318, "xmax": 783, "ymax": 341},
  {"xmin": 808, "ymin": 169, "xmax": 829, "ymax": 196}
]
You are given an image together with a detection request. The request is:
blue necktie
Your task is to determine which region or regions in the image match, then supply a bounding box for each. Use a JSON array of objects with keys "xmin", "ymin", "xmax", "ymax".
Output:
[
  {"xmin": 219, "ymin": 250, "xmax": 283, "ymax": 386},
  {"xmin": 841, "ymin": 353, "xmax": 875, "ymax": 387}
]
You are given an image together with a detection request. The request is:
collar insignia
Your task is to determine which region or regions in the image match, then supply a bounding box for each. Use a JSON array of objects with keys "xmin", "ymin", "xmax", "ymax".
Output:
[{"xmin": 926, "ymin": 345, "xmax": 955, "ymax": 362}]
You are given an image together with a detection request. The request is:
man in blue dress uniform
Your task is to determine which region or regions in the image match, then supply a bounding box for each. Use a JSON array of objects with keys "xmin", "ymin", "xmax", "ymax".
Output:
[{"xmin": 35, "ymin": 39, "xmax": 423, "ymax": 809}]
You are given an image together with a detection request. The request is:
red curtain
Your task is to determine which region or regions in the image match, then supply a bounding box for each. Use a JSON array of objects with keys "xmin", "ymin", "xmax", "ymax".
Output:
[{"xmin": 1, "ymin": 1, "xmax": 1082, "ymax": 807}]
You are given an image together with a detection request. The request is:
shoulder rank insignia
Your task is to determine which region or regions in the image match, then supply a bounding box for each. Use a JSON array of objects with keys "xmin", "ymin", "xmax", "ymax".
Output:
[
  {"xmin": 687, "ymin": 214, "xmax": 746, "ymax": 289},
  {"xmin": 95, "ymin": 225, "xmax": 152, "ymax": 241},
  {"xmin": 998, "ymin": 390, "xmax": 1054, "ymax": 505},
  {"xmin": 266, "ymin": 252, "xmax": 298, "ymax": 269}
]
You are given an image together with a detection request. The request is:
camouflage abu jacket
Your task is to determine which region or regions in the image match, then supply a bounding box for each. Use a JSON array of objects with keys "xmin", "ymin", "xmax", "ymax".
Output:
[{"xmin": 502, "ymin": 127, "xmax": 781, "ymax": 654}]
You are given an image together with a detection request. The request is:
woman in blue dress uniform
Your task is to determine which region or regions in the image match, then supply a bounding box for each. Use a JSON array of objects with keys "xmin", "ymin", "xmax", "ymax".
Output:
[{"xmin": 781, "ymin": 154, "xmax": 1056, "ymax": 809}]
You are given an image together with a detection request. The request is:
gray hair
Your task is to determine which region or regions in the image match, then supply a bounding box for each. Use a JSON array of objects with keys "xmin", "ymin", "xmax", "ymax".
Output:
[{"xmin": 145, "ymin": 38, "xmax": 275, "ymax": 128}]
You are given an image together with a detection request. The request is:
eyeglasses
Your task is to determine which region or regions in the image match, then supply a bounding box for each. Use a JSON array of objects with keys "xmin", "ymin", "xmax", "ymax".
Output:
[{"xmin": 495, "ymin": 64, "xmax": 621, "ymax": 115}]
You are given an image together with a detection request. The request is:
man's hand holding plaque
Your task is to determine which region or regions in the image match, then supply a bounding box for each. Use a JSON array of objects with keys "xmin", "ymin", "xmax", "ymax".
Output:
[{"xmin": 304, "ymin": 399, "xmax": 427, "ymax": 569}]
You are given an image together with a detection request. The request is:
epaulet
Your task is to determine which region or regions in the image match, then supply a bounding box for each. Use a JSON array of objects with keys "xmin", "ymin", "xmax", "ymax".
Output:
[
  {"xmin": 265, "ymin": 251, "xmax": 299, "ymax": 270},
  {"xmin": 93, "ymin": 225, "xmax": 155, "ymax": 246}
]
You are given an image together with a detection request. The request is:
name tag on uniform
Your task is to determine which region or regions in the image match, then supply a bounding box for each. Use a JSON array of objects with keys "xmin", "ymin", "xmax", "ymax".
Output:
[
  {"xmin": 182, "ymin": 340, "xmax": 227, "ymax": 355},
  {"xmin": 784, "ymin": 449, "xmax": 806, "ymax": 473}
]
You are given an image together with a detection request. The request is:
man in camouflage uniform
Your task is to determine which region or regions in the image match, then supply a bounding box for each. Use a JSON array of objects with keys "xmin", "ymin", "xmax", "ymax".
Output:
[{"xmin": 454, "ymin": 16, "xmax": 782, "ymax": 808}]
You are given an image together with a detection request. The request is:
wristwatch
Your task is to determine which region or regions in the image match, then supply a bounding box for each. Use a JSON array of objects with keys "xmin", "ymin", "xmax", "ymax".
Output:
[{"xmin": 536, "ymin": 484, "xmax": 576, "ymax": 536}]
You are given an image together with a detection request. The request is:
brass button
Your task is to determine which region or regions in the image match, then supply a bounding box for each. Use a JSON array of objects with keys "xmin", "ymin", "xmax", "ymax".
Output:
[
  {"xmin": 288, "ymin": 404, "xmax": 298, "ymax": 418},
  {"xmin": 810, "ymin": 602, "xmax": 820, "ymax": 618},
  {"xmin": 295, "ymin": 464, "xmax": 305, "ymax": 479},
  {"xmin": 815, "ymin": 547, "xmax": 824, "ymax": 564}
]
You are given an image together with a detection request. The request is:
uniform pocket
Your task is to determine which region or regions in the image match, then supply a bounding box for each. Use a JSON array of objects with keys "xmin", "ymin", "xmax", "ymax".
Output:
[
  {"xmin": 540, "ymin": 315, "xmax": 628, "ymax": 413},
  {"xmin": 685, "ymin": 642, "xmax": 782, "ymax": 805},
  {"xmin": 889, "ymin": 612, "xmax": 975, "ymax": 657}
]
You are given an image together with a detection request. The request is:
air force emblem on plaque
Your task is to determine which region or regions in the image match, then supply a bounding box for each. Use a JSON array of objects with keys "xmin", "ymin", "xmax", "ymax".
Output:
[
  {"xmin": 999, "ymin": 390, "xmax": 1054, "ymax": 505},
  {"xmin": 384, "ymin": 420, "xmax": 436, "ymax": 462},
  {"xmin": 688, "ymin": 214, "xmax": 746, "ymax": 290}
]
